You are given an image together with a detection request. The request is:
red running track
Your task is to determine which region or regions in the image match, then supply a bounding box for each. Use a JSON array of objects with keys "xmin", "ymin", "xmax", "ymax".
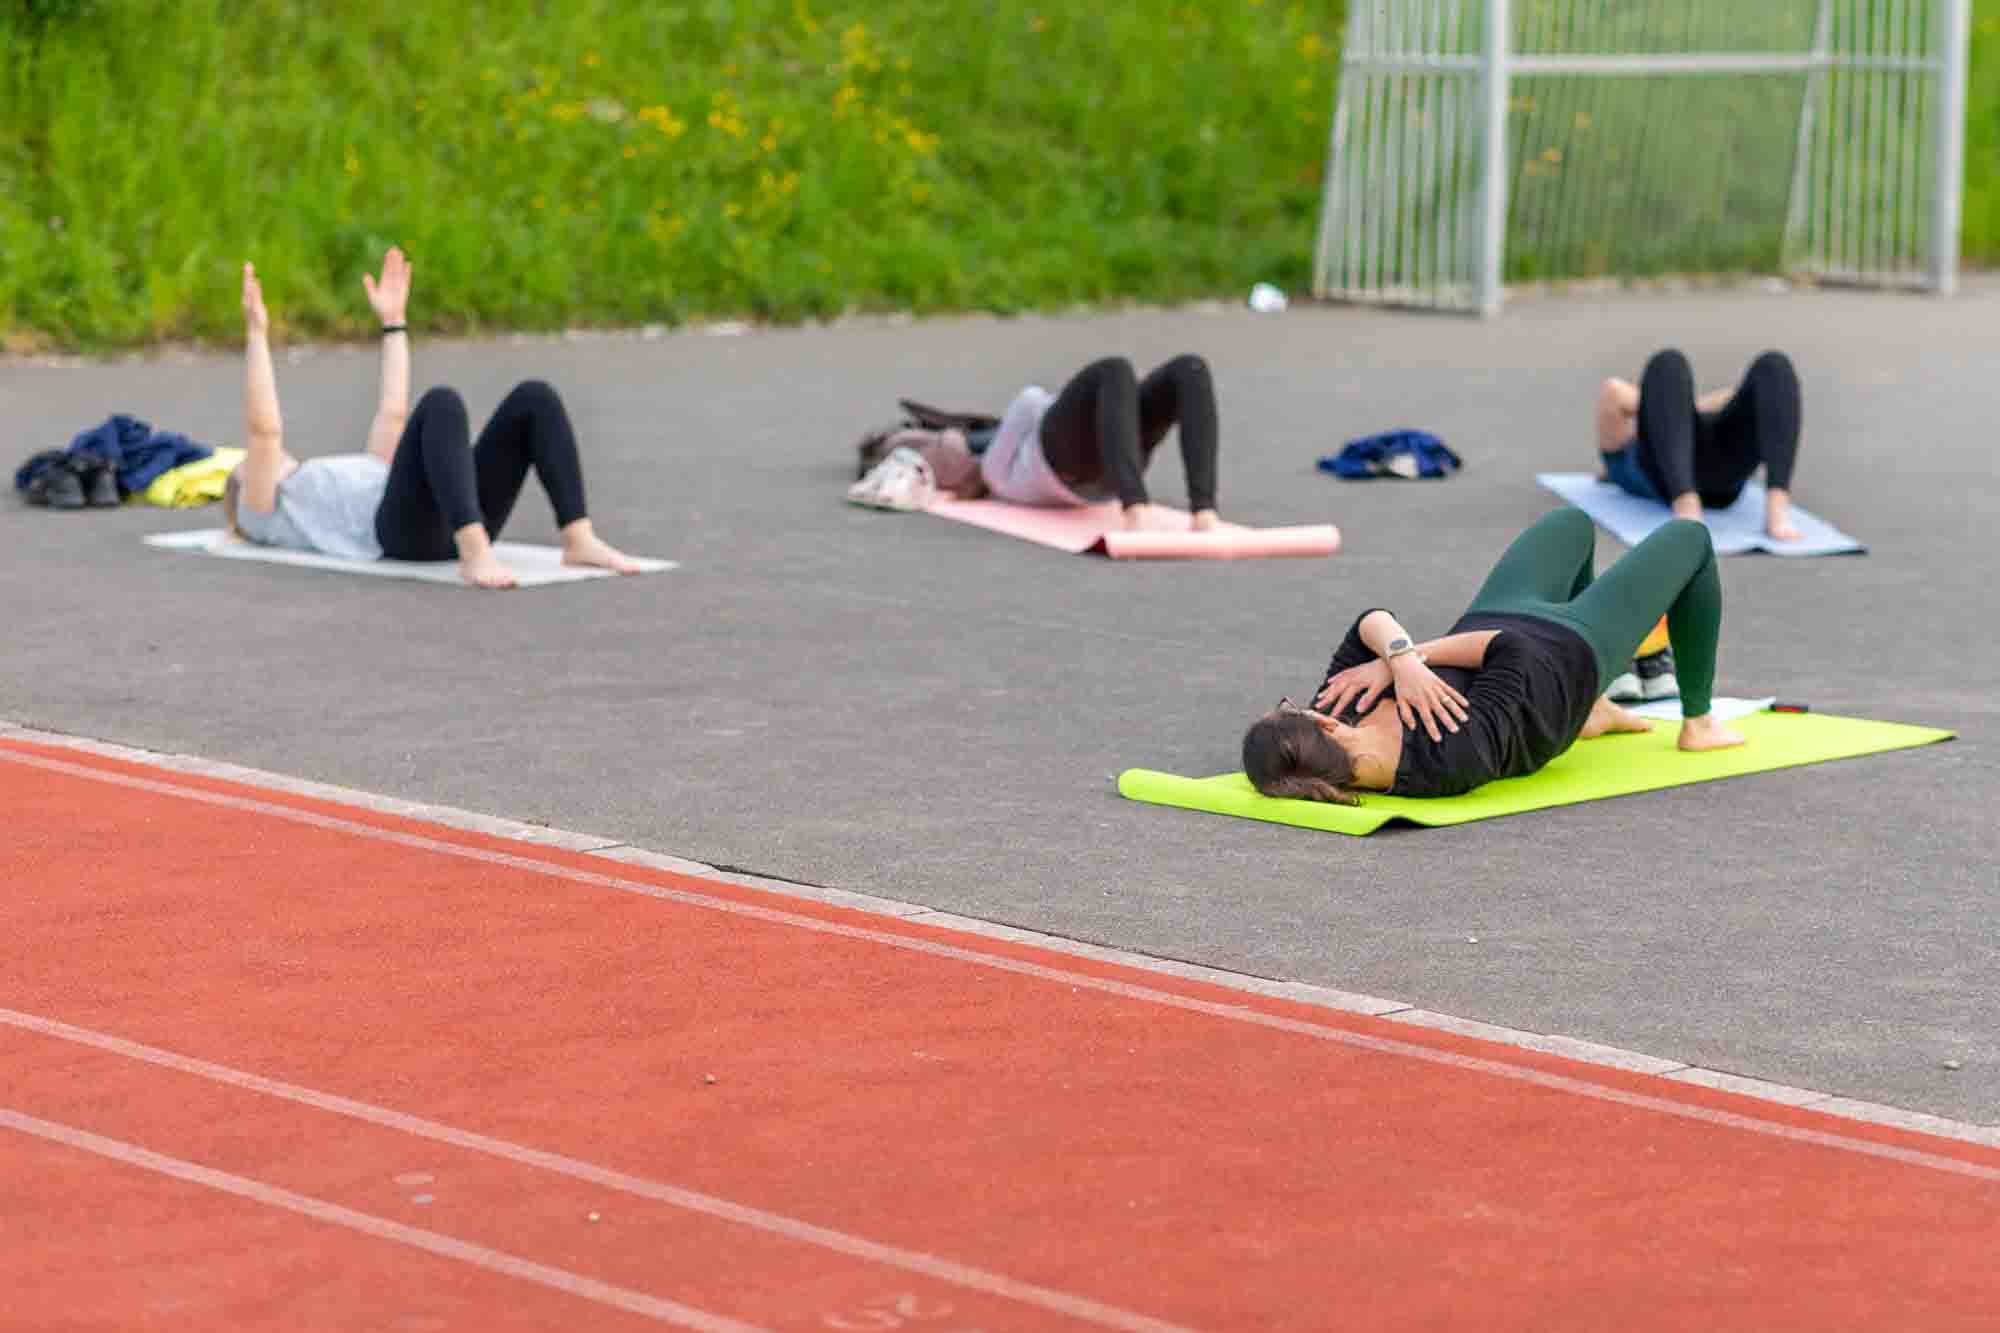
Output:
[{"xmin": 3, "ymin": 735, "xmax": 1998, "ymax": 1332}]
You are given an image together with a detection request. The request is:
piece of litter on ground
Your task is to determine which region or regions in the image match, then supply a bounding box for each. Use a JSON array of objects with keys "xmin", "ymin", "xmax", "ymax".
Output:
[
  {"xmin": 411, "ymin": 1194, "xmax": 435, "ymax": 1205},
  {"xmin": 703, "ymin": 1073, "xmax": 717, "ymax": 1084},
  {"xmin": 1466, "ymin": 935, "xmax": 1480, "ymax": 944},
  {"xmin": 1248, "ymin": 282, "xmax": 1289, "ymax": 313},
  {"xmin": 587, "ymin": 1211, "xmax": 602, "ymax": 1222},
  {"xmin": 1943, "ymin": 1060, "xmax": 1964, "ymax": 1071}
]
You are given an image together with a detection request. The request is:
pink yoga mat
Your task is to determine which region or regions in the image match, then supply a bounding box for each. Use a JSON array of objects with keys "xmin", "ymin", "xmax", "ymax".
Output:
[{"xmin": 923, "ymin": 498, "xmax": 1341, "ymax": 560}]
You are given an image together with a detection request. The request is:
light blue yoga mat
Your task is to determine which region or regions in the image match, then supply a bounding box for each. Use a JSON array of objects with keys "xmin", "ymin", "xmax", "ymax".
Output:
[{"xmin": 1536, "ymin": 473, "xmax": 1864, "ymax": 556}]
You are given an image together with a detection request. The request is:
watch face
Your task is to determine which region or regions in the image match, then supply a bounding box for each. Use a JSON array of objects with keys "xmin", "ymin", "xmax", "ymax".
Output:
[{"xmin": 1388, "ymin": 636, "xmax": 1413, "ymax": 654}]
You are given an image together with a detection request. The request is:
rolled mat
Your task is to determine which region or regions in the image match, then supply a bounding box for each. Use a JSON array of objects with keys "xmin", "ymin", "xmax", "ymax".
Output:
[
  {"xmin": 922, "ymin": 497, "xmax": 1339, "ymax": 560},
  {"xmin": 1118, "ymin": 711, "xmax": 1952, "ymax": 835}
]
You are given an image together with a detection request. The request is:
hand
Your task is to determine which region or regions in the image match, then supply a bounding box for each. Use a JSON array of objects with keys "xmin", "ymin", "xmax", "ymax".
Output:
[
  {"xmin": 362, "ymin": 246, "xmax": 412, "ymax": 326},
  {"xmin": 1389, "ymin": 654, "xmax": 1469, "ymax": 742},
  {"xmin": 241, "ymin": 262, "xmax": 270, "ymax": 337},
  {"xmin": 1314, "ymin": 659, "xmax": 1392, "ymax": 716}
]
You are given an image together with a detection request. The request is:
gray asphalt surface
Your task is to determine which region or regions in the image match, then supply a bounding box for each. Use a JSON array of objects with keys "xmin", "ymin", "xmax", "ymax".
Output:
[{"xmin": 3, "ymin": 282, "xmax": 1992, "ymax": 1122}]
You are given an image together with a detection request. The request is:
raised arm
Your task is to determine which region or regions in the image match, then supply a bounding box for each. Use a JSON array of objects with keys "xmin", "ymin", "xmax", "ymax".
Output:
[
  {"xmin": 238, "ymin": 263, "xmax": 295, "ymax": 514},
  {"xmin": 361, "ymin": 247, "xmax": 413, "ymax": 464}
]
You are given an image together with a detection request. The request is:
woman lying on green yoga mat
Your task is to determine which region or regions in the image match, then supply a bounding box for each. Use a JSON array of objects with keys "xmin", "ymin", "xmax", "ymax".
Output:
[{"xmin": 1243, "ymin": 508, "xmax": 1745, "ymax": 804}]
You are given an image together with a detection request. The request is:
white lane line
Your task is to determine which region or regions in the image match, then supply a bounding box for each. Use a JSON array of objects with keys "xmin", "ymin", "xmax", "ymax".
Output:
[
  {"xmin": 0, "ymin": 1107, "xmax": 763, "ymax": 1333},
  {"xmin": 6, "ymin": 745, "xmax": 1999, "ymax": 1194},
  {"xmin": 0, "ymin": 1008, "xmax": 1197, "ymax": 1333}
]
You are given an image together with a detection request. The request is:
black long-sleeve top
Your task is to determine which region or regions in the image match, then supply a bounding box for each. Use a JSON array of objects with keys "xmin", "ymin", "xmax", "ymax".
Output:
[{"xmin": 1316, "ymin": 610, "xmax": 1599, "ymax": 798}]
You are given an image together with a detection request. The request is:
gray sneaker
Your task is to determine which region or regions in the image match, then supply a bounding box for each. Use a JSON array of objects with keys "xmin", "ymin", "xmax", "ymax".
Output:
[{"xmin": 1635, "ymin": 648, "xmax": 1679, "ymax": 701}]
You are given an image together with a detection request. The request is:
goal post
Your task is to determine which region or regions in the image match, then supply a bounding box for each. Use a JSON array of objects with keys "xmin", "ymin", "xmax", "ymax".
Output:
[{"xmin": 1312, "ymin": 0, "xmax": 1974, "ymax": 315}]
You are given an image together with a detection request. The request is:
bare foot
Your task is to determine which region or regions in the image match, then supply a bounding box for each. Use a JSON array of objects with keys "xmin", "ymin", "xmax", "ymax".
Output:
[
  {"xmin": 1678, "ymin": 712, "xmax": 1747, "ymax": 752},
  {"xmin": 1765, "ymin": 488, "xmax": 1801, "ymax": 542},
  {"xmin": 1580, "ymin": 696, "xmax": 1654, "ymax": 738},
  {"xmin": 1191, "ymin": 508, "xmax": 1220, "ymax": 532},
  {"xmin": 1122, "ymin": 503, "xmax": 1155, "ymax": 531},
  {"xmin": 459, "ymin": 553, "xmax": 519, "ymax": 589},
  {"xmin": 563, "ymin": 532, "xmax": 645, "ymax": 574},
  {"xmin": 1670, "ymin": 493, "xmax": 1704, "ymax": 522}
]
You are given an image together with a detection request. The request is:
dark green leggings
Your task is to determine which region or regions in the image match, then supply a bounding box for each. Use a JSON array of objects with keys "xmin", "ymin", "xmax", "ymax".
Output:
[{"xmin": 1465, "ymin": 508, "xmax": 1721, "ymax": 715}]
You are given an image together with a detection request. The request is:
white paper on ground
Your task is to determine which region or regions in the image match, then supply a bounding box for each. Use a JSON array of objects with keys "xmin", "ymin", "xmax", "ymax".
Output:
[
  {"xmin": 1628, "ymin": 696, "xmax": 1777, "ymax": 723},
  {"xmin": 1536, "ymin": 473, "xmax": 1864, "ymax": 556},
  {"xmin": 145, "ymin": 529, "xmax": 675, "ymax": 586}
]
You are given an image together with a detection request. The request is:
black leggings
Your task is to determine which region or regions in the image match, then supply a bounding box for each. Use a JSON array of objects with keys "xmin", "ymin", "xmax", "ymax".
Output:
[
  {"xmin": 1037, "ymin": 355, "xmax": 1219, "ymax": 511},
  {"xmin": 1636, "ymin": 348, "xmax": 1802, "ymax": 509},
  {"xmin": 374, "ymin": 380, "xmax": 589, "ymax": 561}
]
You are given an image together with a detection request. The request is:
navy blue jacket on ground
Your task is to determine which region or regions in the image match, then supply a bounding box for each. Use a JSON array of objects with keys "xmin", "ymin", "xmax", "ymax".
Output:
[{"xmin": 62, "ymin": 415, "xmax": 212, "ymax": 494}]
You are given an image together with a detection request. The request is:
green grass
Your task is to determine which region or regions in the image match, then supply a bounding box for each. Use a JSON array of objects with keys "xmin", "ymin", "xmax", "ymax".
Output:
[
  {"xmin": 1965, "ymin": 2, "xmax": 2000, "ymax": 264},
  {"xmin": 0, "ymin": 0, "xmax": 1340, "ymax": 347},
  {"xmin": 0, "ymin": 0, "xmax": 1994, "ymax": 348}
]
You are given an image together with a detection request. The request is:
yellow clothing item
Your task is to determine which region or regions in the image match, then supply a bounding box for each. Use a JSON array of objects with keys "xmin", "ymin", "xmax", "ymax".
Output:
[{"xmin": 140, "ymin": 447, "xmax": 245, "ymax": 508}]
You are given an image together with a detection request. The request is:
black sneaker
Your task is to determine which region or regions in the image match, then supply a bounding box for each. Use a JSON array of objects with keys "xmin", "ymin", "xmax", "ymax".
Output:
[
  {"xmin": 25, "ymin": 457, "xmax": 85, "ymax": 509},
  {"xmin": 82, "ymin": 460, "xmax": 121, "ymax": 508},
  {"xmin": 1635, "ymin": 648, "xmax": 1679, "ymax": 701}
]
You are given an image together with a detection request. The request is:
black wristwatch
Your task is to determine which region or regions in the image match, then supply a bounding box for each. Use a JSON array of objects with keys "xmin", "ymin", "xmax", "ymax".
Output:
[{"xmin": 1384, "ymin": 635, "xmax": 1417, "ymax": 661}]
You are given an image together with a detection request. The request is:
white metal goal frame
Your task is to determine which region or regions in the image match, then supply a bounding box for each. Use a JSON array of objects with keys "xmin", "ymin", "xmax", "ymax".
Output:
[{"xmin": 1312, "ymin": 0, "xmax": 1973, "ymax": 315}]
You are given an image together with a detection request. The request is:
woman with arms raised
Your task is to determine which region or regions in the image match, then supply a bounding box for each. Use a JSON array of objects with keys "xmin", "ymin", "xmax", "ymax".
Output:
[
  {"xmin": 227, "ymin": 248, "xmax": 642, "ymax": 588},
  {"xmin": 1243, "ymin": 507, "xmax": 1745, "ymax": 805}
]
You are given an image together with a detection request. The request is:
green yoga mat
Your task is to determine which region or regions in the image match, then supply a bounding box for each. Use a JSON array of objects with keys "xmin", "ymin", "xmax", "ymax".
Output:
[{"xmin": 1118, "ymin": 712, "xmax": 1953, "ymax": 836}]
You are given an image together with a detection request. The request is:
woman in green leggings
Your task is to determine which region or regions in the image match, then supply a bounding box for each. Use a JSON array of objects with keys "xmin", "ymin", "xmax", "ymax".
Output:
[{"xmin": 1242, "ymin": 507, "xmax": 1744, "ymax": 803}]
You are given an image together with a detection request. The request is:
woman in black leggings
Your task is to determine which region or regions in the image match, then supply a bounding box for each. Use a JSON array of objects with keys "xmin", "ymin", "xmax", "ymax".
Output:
[
  {"xmin": 871, "ymin": 354, "xmax": 1223, "ymax": 528},
  {"xmin": 1595, "ymin": 348, "xmax": 1805, "ymax": 542},
  {"xmin": 1028, "ymin": 355, "xmax": 1219, "ymax": 526},
  {"xmin": 226, "ymin": 246, "xmax": 642, "ymax": 588},
  {"xmin": 373, "ymin": 379, "xmax": 635, "ymax": 586}
]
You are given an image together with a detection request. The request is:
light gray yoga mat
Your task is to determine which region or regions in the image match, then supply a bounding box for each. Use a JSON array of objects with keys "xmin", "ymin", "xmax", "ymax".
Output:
[
  {"xmin": 145, "ymin": 529, "xmax": 675, "ymax": 586},
  {"xmin": 1536, "ymin": 473, "xmax": 1864, "ymax": 556},
  {"xmin": 1629, "ymin": 695, "xmax": 1775, "ymax": 723}
]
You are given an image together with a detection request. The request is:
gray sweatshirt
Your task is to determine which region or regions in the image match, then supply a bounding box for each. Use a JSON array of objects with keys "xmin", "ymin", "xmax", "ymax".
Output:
[{"xmin": 977, "ymin": 386, "xmax": 1088, "ymax": 508}]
